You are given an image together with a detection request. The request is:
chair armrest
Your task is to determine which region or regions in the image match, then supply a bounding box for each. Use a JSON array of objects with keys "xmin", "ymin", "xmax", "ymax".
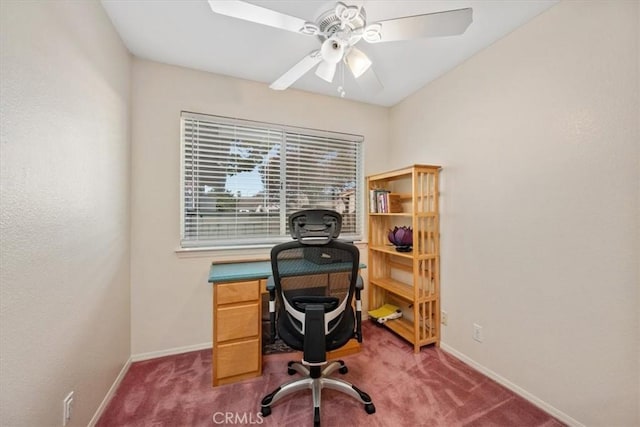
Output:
[
  {"xmin": 267, "ymin": 276, "xmax": 276, "ymax": 342},
  {"xmin": 355, "ymin": 275, "xmax": 363, "ymax": 343}
]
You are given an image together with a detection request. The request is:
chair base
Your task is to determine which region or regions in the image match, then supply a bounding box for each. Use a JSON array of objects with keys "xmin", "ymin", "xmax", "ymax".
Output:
[{"xmin": 261, "ymin": 360, "xmax": 375, "ymax": 426}]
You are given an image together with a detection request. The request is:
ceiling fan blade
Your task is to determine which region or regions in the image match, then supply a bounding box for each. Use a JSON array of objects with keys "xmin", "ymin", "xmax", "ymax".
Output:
[
  {"xmin": 207, "ymin": 0, "xmax": 315, "ymax": 34},
  {"xmin": 270, "ymin": 50, "xmax": 322, "ymax": 90},
  {"xmin": 355, "ymin": 66, "xmax": 383, "ymax": 93},
  {"xmin": 364, "ymin": 8, "xmax": 473, "ymax": 43}
]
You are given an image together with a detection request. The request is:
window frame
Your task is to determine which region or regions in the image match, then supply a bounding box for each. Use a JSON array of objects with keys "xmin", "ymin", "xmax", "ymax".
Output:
[{"xmin": 179, "ymin": 111, "xmax": 364, "ymax": 249}]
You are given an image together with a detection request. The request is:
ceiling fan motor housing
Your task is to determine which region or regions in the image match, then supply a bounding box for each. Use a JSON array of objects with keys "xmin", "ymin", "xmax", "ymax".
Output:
[{"xmin": 316, "ymin": 4, "xmax": 366, "ymax": 44}]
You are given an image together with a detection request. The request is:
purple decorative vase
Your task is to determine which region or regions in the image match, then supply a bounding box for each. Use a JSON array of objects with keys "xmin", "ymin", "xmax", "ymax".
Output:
[{"xmin": 387, "ymin": 226, "xmax": 413, "ymax": 252}]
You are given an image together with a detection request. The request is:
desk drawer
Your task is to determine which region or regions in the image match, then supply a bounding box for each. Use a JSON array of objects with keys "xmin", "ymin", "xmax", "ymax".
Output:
[
  {"xmin": 216, "ymin": 339, "xmax": 260, "ymax": 379},
  {"xmin": 216, "ymin": 280, "xmax": 259, "ymax": 305},
  {"xmin": 216, "ymin": 302, "xmax": 260, "ymax": 342}
]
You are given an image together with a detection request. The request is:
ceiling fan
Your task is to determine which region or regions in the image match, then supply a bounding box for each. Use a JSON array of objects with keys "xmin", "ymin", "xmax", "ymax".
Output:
[{"xmin": 207, "ymin": 1, "xmax": 473, "ymax": 95}]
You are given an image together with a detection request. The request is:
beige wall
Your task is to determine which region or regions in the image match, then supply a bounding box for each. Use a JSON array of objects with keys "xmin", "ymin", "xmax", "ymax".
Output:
[
  {"xmin": 130, "ymin": 59, "xmax": 388, "ymax": 355},
  {"xmin": 390, "ymin": 1, "xmax": 639, "ymax": 426},
  {"xmin": 0, "ymin": 1, "xmax": 131, "ymax": 426}
]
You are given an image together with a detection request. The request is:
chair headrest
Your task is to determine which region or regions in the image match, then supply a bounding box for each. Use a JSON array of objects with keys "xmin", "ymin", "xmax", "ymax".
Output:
[{"xmin": 289, "ymin": 210, "xmax": 342, "ymax": 245}]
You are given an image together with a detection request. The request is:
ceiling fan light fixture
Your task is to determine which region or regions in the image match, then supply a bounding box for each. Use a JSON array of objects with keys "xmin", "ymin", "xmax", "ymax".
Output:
[
  {"xmin": 320, "ymin": 37, "xmax": 344, "ymax": 64},
  {"xmin": 316, "ymin": 37, "xmax": 344, "ymax": 82},
  {"xmin": 316, "ymin": 60, "xmax": 337, "ymax": 82},
  {"xmin": 345, "ymin": 47, "xmax": 372, "ymax": 78}
]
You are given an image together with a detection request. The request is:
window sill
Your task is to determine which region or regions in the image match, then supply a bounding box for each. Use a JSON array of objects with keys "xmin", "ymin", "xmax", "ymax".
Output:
[
  {"xmin": 175, "ymin": 241, "xmax": 368, "ymax": 259},
  {"xmin": 175, "ymin": 244, "xmax": 273, "ymax": 260}
]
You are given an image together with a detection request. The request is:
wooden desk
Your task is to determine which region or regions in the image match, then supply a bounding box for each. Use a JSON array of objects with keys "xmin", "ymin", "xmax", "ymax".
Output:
[{"xmin": 208, "ymin": 261, "xmax": 362, "ymax": 386}]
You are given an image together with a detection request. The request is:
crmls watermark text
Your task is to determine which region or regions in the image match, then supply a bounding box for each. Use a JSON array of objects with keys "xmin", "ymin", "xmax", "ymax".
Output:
[{"xmin": 212, "ymin": 412, "xmax": 264, "ymax": 425}]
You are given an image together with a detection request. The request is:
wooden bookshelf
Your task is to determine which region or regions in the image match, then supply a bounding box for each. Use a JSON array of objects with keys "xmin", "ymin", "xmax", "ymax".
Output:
[{"xmin": 367, "ymin": 164, "xmax": 441, "ymax": 352}]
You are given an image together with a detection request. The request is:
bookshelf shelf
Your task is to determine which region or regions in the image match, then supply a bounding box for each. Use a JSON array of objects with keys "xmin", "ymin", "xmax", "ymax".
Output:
[{"xmin": 368, "ymin": 213, "xmax": 413, "ymax": 217}]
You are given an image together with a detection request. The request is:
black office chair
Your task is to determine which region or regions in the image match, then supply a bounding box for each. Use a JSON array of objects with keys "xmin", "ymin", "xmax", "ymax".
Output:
[{"xmin": 260, "ymin": 210, "xmax": 375, "ymax": 426}]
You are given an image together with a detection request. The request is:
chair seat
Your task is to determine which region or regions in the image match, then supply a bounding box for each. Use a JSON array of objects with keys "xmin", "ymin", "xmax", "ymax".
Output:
[{"xmin": 277, "ymin": 307, "xmax": 355, "ymax": 352}]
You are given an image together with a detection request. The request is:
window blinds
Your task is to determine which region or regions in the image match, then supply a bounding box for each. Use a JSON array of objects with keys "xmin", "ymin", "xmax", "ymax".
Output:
[{"xmin": 181, "ymin": 112, "xmax": 363, "ymax": 248}]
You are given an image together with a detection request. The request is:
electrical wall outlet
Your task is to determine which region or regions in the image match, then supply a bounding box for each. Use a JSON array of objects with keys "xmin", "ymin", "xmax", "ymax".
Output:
[
  {"xmin": 63, "ymin": 391, "xmax": 74, "ymax": 426},
  {"xmin": 441, "ymin": 310, "xmax": 448, "ymax": 326},
  {"xmin": 473, "ymin": 323, "xmax": 483, "ymax": 342}
]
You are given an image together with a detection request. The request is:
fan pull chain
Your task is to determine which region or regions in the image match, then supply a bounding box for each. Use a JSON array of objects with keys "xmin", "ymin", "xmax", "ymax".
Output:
[{"xmin": 337, "ymin": 62, "xmax": 346, "ymax": 98}]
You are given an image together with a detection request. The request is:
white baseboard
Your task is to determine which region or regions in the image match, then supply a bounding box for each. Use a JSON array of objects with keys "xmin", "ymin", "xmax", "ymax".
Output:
[
  {"xmin": 440, "ymin": 343, "xmax": 584, "ymax": 427},
  {"xmin": 131, "ymin": 342, "xmax": 212, "ymax": 362},
  {"xmin": 88, "ymin": 357, "xmax": 132, "ymax": 427}
]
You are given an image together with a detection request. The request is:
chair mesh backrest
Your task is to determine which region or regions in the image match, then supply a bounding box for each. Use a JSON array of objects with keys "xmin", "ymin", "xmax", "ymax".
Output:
[{"xmin": 271, "ymin": 240, "xmax": 359, "ymax": 337}]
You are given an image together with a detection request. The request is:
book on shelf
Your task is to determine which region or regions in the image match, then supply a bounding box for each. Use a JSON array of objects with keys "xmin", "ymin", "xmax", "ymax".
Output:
[
  {"xmin": 369, "ymin": 189, "xmax": 391, "ymax": 213},
  {"xmin": 369, "ymin": 189, "xmax": 378, "ymax": 213},
  {"xmin": 369, "ymin": 189, "xmax": 402, "ymax": 213}
]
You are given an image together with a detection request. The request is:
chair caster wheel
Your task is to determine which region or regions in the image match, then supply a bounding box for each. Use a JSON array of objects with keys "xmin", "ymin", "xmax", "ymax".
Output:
[
  {"xmin": 339, "ymin": 366, "xmax": 348, "ymax": 374},
  {"xmin": 287, "ymin": 361, "xmax": 297, "ymax": 375},
  {"xmin": 261, "ymin": 406, "xmax": 271, "ymax": 417},
  {"xmin": 364, "ymin": 403, "xmax": 376, "ymax": 414}
]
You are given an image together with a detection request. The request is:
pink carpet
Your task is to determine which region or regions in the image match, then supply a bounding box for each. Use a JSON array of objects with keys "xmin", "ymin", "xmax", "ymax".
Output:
[{"xmin": 97, "ymin": 322, "xmax": 564, "ymax": 426}]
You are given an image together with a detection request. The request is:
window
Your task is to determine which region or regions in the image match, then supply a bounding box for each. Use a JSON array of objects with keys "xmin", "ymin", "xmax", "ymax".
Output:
[{"xmin": 181, "ymin": 112, "xmax": 363, "ymax": 248}]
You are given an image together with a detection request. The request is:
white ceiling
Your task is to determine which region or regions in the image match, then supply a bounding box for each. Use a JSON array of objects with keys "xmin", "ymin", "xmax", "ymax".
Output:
[{"xmin": 101, "ymin": 0, "xmax": 558, "ymax": 107}]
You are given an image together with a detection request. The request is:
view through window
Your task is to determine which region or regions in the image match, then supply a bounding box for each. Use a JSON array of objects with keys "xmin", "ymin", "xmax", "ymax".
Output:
[{"xmin": 181, "ymin": 112, "xmax": 363, "ymax": 248}]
